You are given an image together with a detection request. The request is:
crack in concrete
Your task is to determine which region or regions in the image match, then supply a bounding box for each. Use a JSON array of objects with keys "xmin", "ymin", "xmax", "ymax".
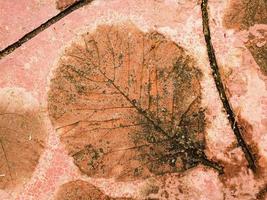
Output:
[
  {"xmin": 200, "ymin": 0, "xmax": 257, "ymax": 172},
  {"xmin": 0, "ymin": 0, "xmax": 92, "ymax": 60}
]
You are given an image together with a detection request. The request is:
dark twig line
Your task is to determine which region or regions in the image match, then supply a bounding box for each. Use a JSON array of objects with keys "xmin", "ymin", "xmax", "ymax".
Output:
[
  {"xmin": 0, "ymin": 0, "xmax": 92, "ymax": 59},
  {"xmin": 201, "ymin": 0, "xmax": 256, "ymax": 172}
]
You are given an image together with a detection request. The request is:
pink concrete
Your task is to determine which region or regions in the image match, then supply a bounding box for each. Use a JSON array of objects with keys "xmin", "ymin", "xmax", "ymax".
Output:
[
  {"xmin": 209, "ymin": 0, "xmax": 267, "ymax": 169},
  {"xmin": 207, "ymin": 1, "xmax": 267, "ymax": 199},
  {"xmin": 0, "ymin": 0, "xmax": 59, "ymax": 49},
  {"xmin": 0, "ymin": 0, "xmax": 266, "ymax": 199}
]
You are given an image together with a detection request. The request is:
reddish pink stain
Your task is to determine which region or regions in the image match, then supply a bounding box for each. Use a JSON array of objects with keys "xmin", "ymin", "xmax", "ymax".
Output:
[
  {"xmin": 0, "ymin": 0, "xmax": 58, "ymax": 49},
  {"xmin": 0, "ymin": 0, "xmax": 266, "ymax": 200}
]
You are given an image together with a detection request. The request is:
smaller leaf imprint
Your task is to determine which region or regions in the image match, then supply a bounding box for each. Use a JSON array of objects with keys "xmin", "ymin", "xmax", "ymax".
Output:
[
  {"xmin": 0, "ymin": 88, "xmax": 46, "ymax": 189},
  {"xmin": 48, "ymin": 23, "xmax": 222, "ymax": 181},
  {"xmin": 55, "ymin": 180, "xmax": 110, "ymax": 200},
  {"xmin": 55, "ymin": 180, "xmax": 135, "ymax": 200}
]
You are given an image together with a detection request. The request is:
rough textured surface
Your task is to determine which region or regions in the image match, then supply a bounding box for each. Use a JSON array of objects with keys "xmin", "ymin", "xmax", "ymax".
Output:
[
  {"xmin": 223, "ymin": 0, "xmax": 267, "ymax": 77},
  {"xmin": 245, "ymin": 30, "xmax": 267, "ymax": 76},
  {"xmin": 208, "ymin": 0, "xmax": 267, "ymax": 199},
  {"xmin": 0, "ymin": 0, "xmax": 266, "ymax": 199},
  {"xmin": 223, "ymin": 0, "xmax": 267, "ymax": 31},
  {"xmin": 0, "ymin": 88, "xmax": 46, "ymax": 190},
  {"xmin": 147, "ymin": 166, "xmax": 224, "ymax": 200}
]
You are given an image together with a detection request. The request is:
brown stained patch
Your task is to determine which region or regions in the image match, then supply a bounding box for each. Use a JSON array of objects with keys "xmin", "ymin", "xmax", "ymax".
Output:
[
  {"xmin": 237, "ymin": 117, "xmax": 261, "ymax": 169},
  {"xmin": 221, "ymin": 116, "xmax": 260, "ymax": 178},
  {"xmin": 220, "ymin": 65, "xmax": 249, "ymax": 98},
  {"xmin": 223, "ymin": 0, "xmax": 267, "ymax": 31},
  {"xmin": 0, "ymin": 88, "xmax": 46, "ymax": 189},
  {"xmin": 47, "ymin": 23, "xmax": 222, "ymax": 182},
  {"xmin": 56, "ymin": 0, "xmax": 78, "ymax": 11},
  {"xmin": 55, "ymin": 180, "xmax": 110, "ymax": 200},
  {"xmin": 245, "ymin": 31, "xmax": 267, "ymax": 76},
  {"xmin": 236, "ymin": 116, "xmax": 267, "ymax": 179},
  {"xmin": 221, "ymin": 156, "xmax": 246, "ymax": 180},
  {"xmin": 55, "ymin": 180, "xmax": 135, "ymax": 200},
  {"xmin": 218, "ymin": 116, "xmax": 265, "ymax": 200},
  {"xmin": 256, "ymin": 184, "xmax": 267, "ymax": 200}
]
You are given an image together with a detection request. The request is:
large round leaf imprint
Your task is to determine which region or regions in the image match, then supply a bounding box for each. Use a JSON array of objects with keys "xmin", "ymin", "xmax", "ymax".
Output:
[{"xmin": 48, "ymin": 23, "xmax": 222, "ymax": 181}]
